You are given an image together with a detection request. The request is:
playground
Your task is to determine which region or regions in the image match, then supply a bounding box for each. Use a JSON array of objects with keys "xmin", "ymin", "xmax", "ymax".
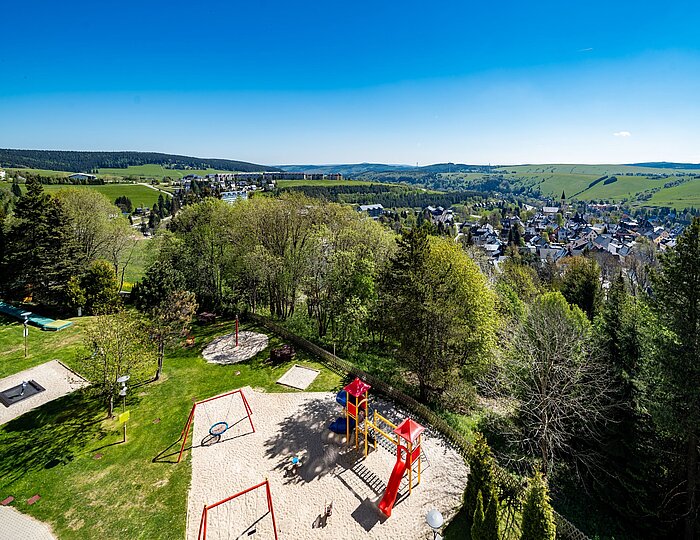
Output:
[{"xmin": 184, "ymin": 382, "xmax": 468, "ymax": 540}]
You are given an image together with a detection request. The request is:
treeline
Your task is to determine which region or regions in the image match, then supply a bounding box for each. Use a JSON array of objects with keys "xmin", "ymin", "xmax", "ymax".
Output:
[
  {"xmin": 279, "ymin": 184, "xmax": 485, "ymax": 208},
  {"xmin": 132, "ymin": 193, "xmax": 700, "ymax": 539},
  {"xmin": 0, "ymin": 149, "xmax": 274, "ymax": 173},
  {"xmin": 7, "ymin": 171, "xmax": 106, "ymax": 185}
]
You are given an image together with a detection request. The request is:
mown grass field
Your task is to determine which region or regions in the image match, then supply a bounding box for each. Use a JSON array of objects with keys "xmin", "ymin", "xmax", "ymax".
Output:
[
  {"xmin": 98, "ymin": 164, "xmax": 232, "ymax": 180},
  {"xmin": 0, "ymin": 315, "xmax": 343, "ymax": 540},
  {"xmin": 1, "ymin": 181, "xmax": 166, "ymax": 209}
]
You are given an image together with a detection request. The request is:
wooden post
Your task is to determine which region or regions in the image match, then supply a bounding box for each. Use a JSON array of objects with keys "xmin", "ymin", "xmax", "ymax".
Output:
[{"xmin": 235, "ymin": 315, "xmax": 239, "ymax": 347}]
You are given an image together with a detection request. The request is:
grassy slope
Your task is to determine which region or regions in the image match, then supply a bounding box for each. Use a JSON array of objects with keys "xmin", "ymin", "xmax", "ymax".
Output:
[
  {"xmin": 647, "ymin": 177, "xmax": 700, "ymax": 208},
  {"xmin": 98, "ymin": 165, "xmax": 233, "ymax": 180},
  {"xmin": 121, "ymin": 239, "xmax": 154, "ymax": 291},
  {"xmin": 1, "ymin": 182, "xmax": 165, "ymax": 209},
  {"xmin": 0, "ymin": 317, "xmax": 342, "ymax": 540}
]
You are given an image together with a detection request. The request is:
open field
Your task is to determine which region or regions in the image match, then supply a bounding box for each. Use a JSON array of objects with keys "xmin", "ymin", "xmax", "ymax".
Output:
[
  {"xmin": 502, "ymin": 163, "xmax": 700, "ymax": 175},
  {"xmin": 98, "ymin": 164, "xmax": 233, "ymax": 180},
  {"xmin": 0, "ymin": 316, "xmax": 343, "ymax": 540},
  {"xmin": 647, "ymin": 177, "xmax": 700, "ymax": 208},
  {"xmin": 1, "ymin": 181, "xmax": 166, "ymax": 209}
]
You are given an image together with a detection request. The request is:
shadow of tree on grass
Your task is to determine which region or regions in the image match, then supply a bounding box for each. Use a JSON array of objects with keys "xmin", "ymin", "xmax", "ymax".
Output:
[{"xmin": 0, "ymin": 389, "xmax": 106, "ymax": 484}]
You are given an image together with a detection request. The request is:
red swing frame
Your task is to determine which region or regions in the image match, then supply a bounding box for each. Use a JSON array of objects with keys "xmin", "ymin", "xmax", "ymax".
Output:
[
  {"xmin": 197, "ymin": 479, "xmax": 279, "ymax": 540},
  {"xmin": 177, "ymin": 388, "xmax": 255, "ymax": 463}
]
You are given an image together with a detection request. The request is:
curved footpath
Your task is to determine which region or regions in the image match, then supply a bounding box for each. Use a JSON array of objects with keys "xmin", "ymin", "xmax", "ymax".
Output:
[{"xmin": 0, "ymin": 506, "xmax": 57, "ymax": 540}]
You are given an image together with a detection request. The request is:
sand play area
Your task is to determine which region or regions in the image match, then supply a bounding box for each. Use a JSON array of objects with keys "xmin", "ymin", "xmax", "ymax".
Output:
[
  {"xmin": 186, "ymin": 386, "xmax": 469, "ymax": 539},
  {"xmin": 202, "ymin": 332, "xmax": 269, "ymax": 365},
  {"xmin": 0, "ymin": 361, "xmax": 88, "ymax": 426}
]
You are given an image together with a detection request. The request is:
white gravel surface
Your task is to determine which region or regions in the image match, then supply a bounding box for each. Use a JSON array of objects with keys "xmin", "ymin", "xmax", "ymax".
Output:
[
  {"xmin": 0, "ymin": 506, "xmax": 57, "ymax": 540},
  {"xmin": 202, "ymin": 332, "xmax": 269, "ymax": 365},
  {"xmin": 186, "ymin": 387, "xmax": 468, "ymax": 539},
  {"xmin": 0, "ymin": 361, "xmax": 88, "ymax": 426},
  {"xmin": 276, "ymin": 365, "xmax": 320, "ymax": 390}
]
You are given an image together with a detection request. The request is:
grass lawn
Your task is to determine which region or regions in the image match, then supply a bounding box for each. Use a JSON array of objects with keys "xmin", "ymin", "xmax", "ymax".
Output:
[
  {"xmin": 0, "ymin": 314, "xmax": 85, "ymax": 379},
  {"xmin": 0, "ymin": 317, "xmax": 342, "ymax": 539},
  {"xmin": 121, "ymin": 238, "xmax": 154, "ymax": 291},
  {"xmin": 1, "ymin": 182, "xmax": 167, "ymax": 209}
]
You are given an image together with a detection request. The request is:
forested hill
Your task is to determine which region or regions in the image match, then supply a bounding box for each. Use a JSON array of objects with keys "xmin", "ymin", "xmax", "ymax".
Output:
[
  {"xmin": 629, "ymin": 161, "xmax": 700, "ymax": 170},
  {"xmin": 278, "ymin": 162, "xmax": 491, "ymax": 176},
  {"xmin": 0, "ymin": 149, "xmax": 276, "ymax": 173}
]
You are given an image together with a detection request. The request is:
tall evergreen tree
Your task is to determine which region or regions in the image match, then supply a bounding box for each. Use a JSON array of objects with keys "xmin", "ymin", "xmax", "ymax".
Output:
[
  {"xmin": 651, "ymin": 217, "xmax": 700, "ymax": 539},
  {"xmin": 2, "ymin": 178, "xmax": 77, "ymax": 306},
  {"xmin": 559, "ymin": 256, "xmax": 602, "ymax": 320},
  {"xmin": 520, "ymin": 470, "xmax": 556, "ymax": 540},
  {"xmin": 465, "ymin": 434, "xmax": 497, "ymax": 523}
]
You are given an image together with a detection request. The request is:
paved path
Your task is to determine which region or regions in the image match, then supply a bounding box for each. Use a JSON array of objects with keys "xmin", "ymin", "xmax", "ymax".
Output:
[
  {"xmin": 0, "ymin": 361, "xmax": 88, "ymax": 425},
  {"xmin": 0, "ymin": 506, "xmax": 57, "ymax": 540}
]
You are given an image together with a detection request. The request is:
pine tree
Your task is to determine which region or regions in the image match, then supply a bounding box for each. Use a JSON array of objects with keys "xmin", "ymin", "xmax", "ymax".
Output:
[
  {"xmin": 471, "ymin": 491, "xmax": 486, "ymax": 540},
  {"xmin": 465, "ymin": 434, "xmax": 496, "ymax": 523},
  {"xmin": 520, "ymin": 471, "xmax": 556, "ymax": 540},
  {"xmin": 651, "ymin": 217, "xmax": 700, "ymax": 539},
  {"xmin": 3, "ymin": 178, "xmax": 78, "ymax": 305}
]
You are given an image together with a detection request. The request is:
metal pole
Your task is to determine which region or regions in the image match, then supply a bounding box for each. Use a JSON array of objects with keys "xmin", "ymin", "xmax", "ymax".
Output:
[
  {"xmin": 235, "ymin": 315, "xmax": 239, "ymax": 347},
  {"xmin": 23, "ymin": 320, "xmax": 28, "ymax": 358}
]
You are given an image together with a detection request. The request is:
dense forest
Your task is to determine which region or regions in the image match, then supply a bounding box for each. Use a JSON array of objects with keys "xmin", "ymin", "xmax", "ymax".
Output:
[
  {"xmin": 279, "ymin": 183, "xmax": 486, "ymax": 208},
  {"xmin": 0, "ymin": 149, "xmax": 274, "ymax": 173}
]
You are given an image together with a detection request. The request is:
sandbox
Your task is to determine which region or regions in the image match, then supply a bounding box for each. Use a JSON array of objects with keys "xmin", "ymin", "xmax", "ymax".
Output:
[
  {"xmin": 202, "ymin": 332, "xmax": 269, "ymax": 365},
  {"xmin": 185, "ymin": 387, "xmax": 468, "ymax": 540}
]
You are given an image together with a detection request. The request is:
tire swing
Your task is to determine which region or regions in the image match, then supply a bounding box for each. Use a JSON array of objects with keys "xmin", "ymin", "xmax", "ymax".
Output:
[{"xmin": 201, "ymin": 396, "xmax": 235, "ymax": 446}]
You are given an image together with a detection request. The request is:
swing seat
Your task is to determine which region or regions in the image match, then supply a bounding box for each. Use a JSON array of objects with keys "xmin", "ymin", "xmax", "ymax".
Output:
[{"xmin": 209, "ymin": 421, "xmax": 228, "ymax": 436}]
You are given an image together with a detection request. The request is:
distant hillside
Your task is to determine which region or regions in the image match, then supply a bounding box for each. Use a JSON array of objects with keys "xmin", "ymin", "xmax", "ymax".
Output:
[
  {"xmin": 278, "ymin": 162, "xmax": 490, "ymax": 176},
  {"xmin": 0, "ymin": 149, "xmax": 275, "ymax": 173},
  {"xmin": 278, "ymin": 163, "xmax": 413, "ymax": 175},
  {"xmin": 628, "ymin": 162, "xmax": 700, "ymax": 170}
]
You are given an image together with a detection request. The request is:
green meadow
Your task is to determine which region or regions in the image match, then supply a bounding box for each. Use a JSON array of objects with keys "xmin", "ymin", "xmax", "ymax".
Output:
[{"xmin": 1, "ymin": 182, "xmax": 167, "ymax": 209}]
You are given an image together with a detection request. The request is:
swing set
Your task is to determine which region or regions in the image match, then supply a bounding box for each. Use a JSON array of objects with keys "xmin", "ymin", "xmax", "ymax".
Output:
[
  {"xmin": 177, "ymin": 388, "xmax": 255, "ymax": 463},
  {"xmin": 197, "ymin": 479, "xmax": 279, "ymax": 540}
]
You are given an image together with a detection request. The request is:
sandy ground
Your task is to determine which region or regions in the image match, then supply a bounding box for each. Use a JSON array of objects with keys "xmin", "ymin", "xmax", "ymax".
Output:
[
  {"xmin": 276, "ymin": 365, "xmax": 320, "ymax": 390},
  {"xmin": 0, "ymin": 361, "xmax": 88, "ymax": 426},
  {"xmin": 186, "ymin": 387, "xmax": 468, "ymax": 540},
  {"xmin": 0, "ymin": 506, "xmax": 57, "ymax": 540},
  {"xmin": 202, "ymin": 332, "xmax": 269, "ymax": 365}
]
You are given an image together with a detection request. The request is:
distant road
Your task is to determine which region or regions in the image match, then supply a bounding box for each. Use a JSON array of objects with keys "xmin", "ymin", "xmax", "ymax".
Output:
[{"xmin": 137, "ymin": 182, "xmax": 173, "ymax": 197}]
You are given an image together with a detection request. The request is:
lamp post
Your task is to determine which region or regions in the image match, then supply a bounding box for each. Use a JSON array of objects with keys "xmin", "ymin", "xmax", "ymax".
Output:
[
  {"xmin": 117, "ymin": 375, "xmax": 130, "ymax": 443},
  {"xmin": 426, "ymin": 509, "xmax": 444, "ymax": 540},
  {"xmin": 21, "ymin": 312, "xmax": 31, "ymax": 358}
]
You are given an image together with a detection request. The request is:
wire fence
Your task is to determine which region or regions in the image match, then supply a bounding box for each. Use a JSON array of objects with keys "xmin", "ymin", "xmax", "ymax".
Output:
[{"xmin": 251, "ymin": 314, "xmax": 590, "ymax": 540}]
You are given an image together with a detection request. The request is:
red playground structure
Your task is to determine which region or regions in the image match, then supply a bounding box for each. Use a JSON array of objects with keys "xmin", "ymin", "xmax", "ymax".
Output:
[
  {"xmin": 331, "ymin": 377, "xmax": 425, "ymax": 517},
  {"xmin": 197, "ymin": 479, "xmax": 279, "ymax": 540},
  {"xmin": 177, "ymin": 388, "xmax": 255, "ymax": 463}
]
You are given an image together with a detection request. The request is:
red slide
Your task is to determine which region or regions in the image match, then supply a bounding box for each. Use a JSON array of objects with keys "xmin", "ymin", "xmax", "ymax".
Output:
[{"xmin": 378, "ymin": 452, "xmax": 408, "ymax": 517}]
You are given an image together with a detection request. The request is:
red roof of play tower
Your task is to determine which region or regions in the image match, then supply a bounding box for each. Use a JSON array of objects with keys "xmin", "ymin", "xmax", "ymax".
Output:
[
  {"xmin": 343, "ymin": 377, "xmax": 371, "ymax": 397},
  {"xmin": 394, "ymin": 418, "xmax": 425, "ymax": 443}
]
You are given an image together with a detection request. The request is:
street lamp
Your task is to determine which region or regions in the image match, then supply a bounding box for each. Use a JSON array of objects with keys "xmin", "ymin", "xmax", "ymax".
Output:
[
  {"xmin": 21, "ymin": 312, "xmax": 31, "ymax": 358},
  {"xmin": 117, "ymin": 375, "xmax": 130, "ymax": 443},
  {"xmin": 426, "ymin": 509, "xmax": 444, "ymax": 540}
]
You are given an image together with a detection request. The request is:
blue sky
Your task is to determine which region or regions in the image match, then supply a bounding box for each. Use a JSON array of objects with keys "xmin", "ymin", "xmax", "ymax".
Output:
[{"xmin": 1, "ymin": 0, "xmax": 699, "ymax": 165}]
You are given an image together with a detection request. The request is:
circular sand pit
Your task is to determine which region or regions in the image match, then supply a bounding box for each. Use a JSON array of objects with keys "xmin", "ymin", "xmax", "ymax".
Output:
[{"xmin": 202, "ymin": 332, "xmax": 269, "ymax": 364}]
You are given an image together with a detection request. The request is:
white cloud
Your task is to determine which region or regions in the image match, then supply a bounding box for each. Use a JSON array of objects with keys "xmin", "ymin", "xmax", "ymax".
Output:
[{"xmin": 613, "ymin": 131, "xmax": 632, "ymax": 137}]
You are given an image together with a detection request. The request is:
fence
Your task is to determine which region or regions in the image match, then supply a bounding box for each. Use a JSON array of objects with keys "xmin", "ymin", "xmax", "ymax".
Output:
[{"xmin": 251, "ymin": 313, "xmax": 590, "ymax": 540}]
